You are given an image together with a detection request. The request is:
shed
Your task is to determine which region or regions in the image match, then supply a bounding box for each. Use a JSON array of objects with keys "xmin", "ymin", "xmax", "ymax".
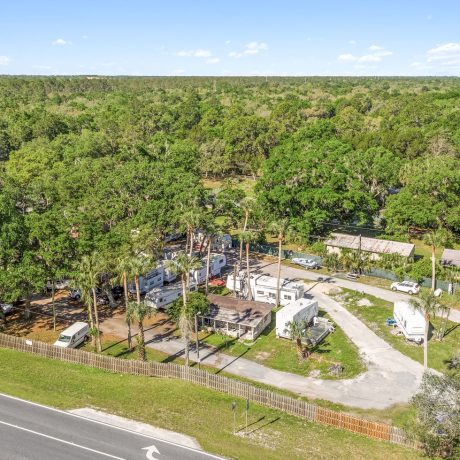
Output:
[
  {"xmin": 276, "ymin": 298, "xmax": 318, "ymax": 339},
  {"xmin": 325, "ymin": 233, "xmax": 415, "ymax": 260},
  {"xmin": 441, "ymin": 248, "xmax": 460, "ymax": 268},
  {"xmin": 200, "ymin": 294, "xmax": 272, "ymax": 340}
]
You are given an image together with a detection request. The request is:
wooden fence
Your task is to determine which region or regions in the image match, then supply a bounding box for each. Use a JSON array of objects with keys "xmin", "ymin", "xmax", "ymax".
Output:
[{"xmin": 0, "ymin": 333, "xmax": 417, "ymax": 449}]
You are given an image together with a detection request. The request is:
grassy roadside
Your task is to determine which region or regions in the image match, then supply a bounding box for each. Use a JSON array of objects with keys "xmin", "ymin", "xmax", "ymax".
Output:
[
  {"xmin": 200, "ymin": 312, "xmax": 366, "ymax": 380},
  {"xmin": 0, "ymin": 348, "xmax": 421, "ymax": 460},
  {"xmin": 336, "ymin": 289, "xmax": 460, "ymax": 372}
]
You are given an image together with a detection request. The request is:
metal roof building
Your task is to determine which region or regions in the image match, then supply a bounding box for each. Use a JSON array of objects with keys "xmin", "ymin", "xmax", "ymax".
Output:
[
  {"xmin": 325, "ymin": 233, "xmax": 415, "ymax": 258},
  {"xmin": 441, "ymin": 248, "xmax": 460, "ymax": 267}
]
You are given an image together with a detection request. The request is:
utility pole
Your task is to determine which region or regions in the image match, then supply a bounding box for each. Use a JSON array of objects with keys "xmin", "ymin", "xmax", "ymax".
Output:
[{"xmin": 195, "ymin": 312, "xmax": 201, "ymax": 369}]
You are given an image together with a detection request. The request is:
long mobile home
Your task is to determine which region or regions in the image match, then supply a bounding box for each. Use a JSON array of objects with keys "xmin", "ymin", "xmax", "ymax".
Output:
[
  {"xmin": 145, "ymin": 281, "xmax": 198, "ymax": 309},
  {"xmin": 393, "ymin": 301, "xmax": 425, "ymax": 342},
  {"xmin": 276, "ymin": 298, "xmax": 318, "ymax": 338},
  {"xmin": 226, "ymin": 273, "xmax": 304, "ymax": 306}
]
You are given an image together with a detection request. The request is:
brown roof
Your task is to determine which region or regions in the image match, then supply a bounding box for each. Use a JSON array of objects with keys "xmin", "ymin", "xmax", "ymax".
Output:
[
  {"xmin": 325, "ymin": 233, "xmax": 415, "ymax": 257},
  {"xmin": 203, "ymin": 294, "xmax": 272, "ymax": 328}
]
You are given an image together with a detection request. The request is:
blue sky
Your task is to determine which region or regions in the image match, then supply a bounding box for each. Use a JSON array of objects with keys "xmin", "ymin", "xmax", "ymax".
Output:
[{"xmin": 1, "ymin": 0, "xmax": 460, "ymax": 76}]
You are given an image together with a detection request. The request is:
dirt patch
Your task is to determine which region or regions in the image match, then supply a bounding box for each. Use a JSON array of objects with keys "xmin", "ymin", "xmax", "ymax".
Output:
[{"xmin": 254, "ymin": 351, "xmax": 270, "ymax": 361}]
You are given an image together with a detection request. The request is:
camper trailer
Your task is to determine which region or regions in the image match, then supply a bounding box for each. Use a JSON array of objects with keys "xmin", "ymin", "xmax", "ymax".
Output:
[
  {"xmin": 226, "ymin": 273, "xmax": 304, "ymax": 306},
  {"xmin": 145, "ymin": 281, "xmax": 198, "ymax": 309},
  {"xmin": 190, "ymin": 253, "xmax": 227, "ymax": 285},
  {"xmin": 129, "ymin": 266, "xmax": 164, "ymax": 295},
  {"xmin": 212, "ymin": 234, "xmax": 232, "ymax": 252},
  {"xmin": 54, "ymin": 322, "xmax": 89, "ymax": 348},
  {"xmin": 157, "ymin": 261, "xmax": 177, "ymax": 283},
  {"xmin": 276, "ymin": 298, "xmax": 318, "ymax": 338},
  {"xmin": 393, "ymin": 301, "xmax": 425, "ymax": 342}
]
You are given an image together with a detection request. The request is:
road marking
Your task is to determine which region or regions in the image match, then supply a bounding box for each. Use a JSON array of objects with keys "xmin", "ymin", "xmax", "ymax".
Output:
[
  {"xmin": 142, "ymin": 444, "xmax": 160, "ymax": 460},
  {"xmin": 0, "ymin": 393, "xmax": 224, "ymax": 459},
  {"xmin": 0, "ymin": 420, "xmax": 127, "ymax": 460}
]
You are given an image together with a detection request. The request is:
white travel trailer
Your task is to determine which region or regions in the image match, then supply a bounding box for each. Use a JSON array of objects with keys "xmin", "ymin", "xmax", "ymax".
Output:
[
  {"xmin": 157, "ymin": 261, "xmax": 177, "ymax": 283},
  {"xmin": 129, "ymin": 266, "xmax": 164, "ymax": 295},
  {"xmin": 145, "ymin": 281, "xmax": 198, "ymax": 309},
  {"xmin": 54, "ymin": 322, "xmax": 89, "ymax": 348},
  {"xmin": 226, "ymin": 273, "xmax": 304, "ymax": 306},
  {"xmin": 190, "ymin": 253, "xmax": 227, "ymax": 285},
  {"xmin": 393, "ymin": 301, "xmax": 425, "ymax": 343},
  {"xmin": 276, "ymin": 298, "xmax": 319, "ymax": 339}
]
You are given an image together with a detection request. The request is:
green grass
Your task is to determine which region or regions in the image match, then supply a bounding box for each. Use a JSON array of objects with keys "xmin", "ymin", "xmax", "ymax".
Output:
[
  {"xmin": 337, "ymin": 289, "xmax": 460, "ymax": 372},
  {"xmin": 201, "ymin": 311, "xmax": 366, "ymax": 380},
  {"xmin": 0, "ymin": 348, "xmax": 422, "ymax": 460}
]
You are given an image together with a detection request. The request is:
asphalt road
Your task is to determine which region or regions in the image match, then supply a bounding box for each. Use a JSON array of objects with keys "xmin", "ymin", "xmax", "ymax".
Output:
[{"xmin": 0, "ymin": 394, "xmax": 223, "ymax": 460}]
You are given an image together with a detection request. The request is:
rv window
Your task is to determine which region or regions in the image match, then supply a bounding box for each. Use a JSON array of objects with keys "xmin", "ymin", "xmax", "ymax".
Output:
[
  {"xmin": 283, "ymin": 295, "xmax": 292, "ymax": 300},
  {"xmin": 256, "ymin": 291, "xmax": 264, "ymax": 295},
  {"xmin": 269, "ymin": 293, "xmax": 276, "ymax": 299}
]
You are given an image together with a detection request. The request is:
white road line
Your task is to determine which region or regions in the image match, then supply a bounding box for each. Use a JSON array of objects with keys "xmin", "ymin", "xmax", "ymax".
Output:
[
  {"xmin": 0, "ymin": 420, "xmax": 127, "ymax": 460},
  {"xmin": 0, "ymin": 393, "xmax": 224, "ymax": 459}
]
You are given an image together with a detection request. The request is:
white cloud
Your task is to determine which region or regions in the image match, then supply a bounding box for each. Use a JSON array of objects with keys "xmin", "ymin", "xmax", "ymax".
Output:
[
  {"xmin": 225, "ymin": 40, "xmax": 231, "ymax": 45},
  {"xmin": 206, "ymin": 57, "xmax": 220, "ymax": 64},
  {"xmin": 348, "ymin": 40, "xmax": 357, "ymax": 45},
  {"xmin": 82, "ymin": 35, "xmax": 88, "ymax": 40},
  {"xmin": 338, "ymin": 53, "xmax": 357, "ymax": 62},
  {"xmin": 52, "ymin": 38, "xmax": 71, "ymax": 46},
  {"xmin": 0, "ymin": 55, "xmax": 11, "ymax": 66},
  {"xmin": 176, "ymin": 49, "xmax": 212, "ymax": 58},
  {"xmin": 337, "ymin": 45, "xmax": 392, "ymax": 64},
  {"xmin": 426, "ymin": 42, "xmax": 460, "ymax": 62},
  {"xmin": 229, "ymin": 41, "xmax": 268, "ymax": 58}
]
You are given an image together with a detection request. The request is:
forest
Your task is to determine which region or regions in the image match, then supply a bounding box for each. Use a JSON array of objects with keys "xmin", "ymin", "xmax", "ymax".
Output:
[{"xmin": 0, "ymin": 75, "xmax": 459, "ymax": 301}]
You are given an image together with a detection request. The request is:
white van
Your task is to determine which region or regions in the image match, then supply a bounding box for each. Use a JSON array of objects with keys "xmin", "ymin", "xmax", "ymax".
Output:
[{"xmin": 54, "ymin": 322, "xmax": 89, "ymax": 348}]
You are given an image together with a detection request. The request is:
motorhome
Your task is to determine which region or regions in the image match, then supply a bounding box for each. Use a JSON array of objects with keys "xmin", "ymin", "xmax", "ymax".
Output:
[
  {"xmin": 276, "ymin": 298, "xmax": 318, "ymax": 338},
  {"xmin": 226, "ymin": 272, "xmax": 304, "ymax": 306},
  {"xmin": 393, "ymin": 301, "xmax": 425, "ymax": 343},
  {"xmin": 190, "ymin": 253, "xmax": 227, "ymax": 285},
  {"xmin": 54, "ymin": 322, "xmax": 89, "ymax": 348},
  {"xmin": 129, "ymin": 266, "xmax": 164, "ymax": 295},
  {"xmin": 145, "ymin": 281, "xmax": 198, "ymax": 309}
]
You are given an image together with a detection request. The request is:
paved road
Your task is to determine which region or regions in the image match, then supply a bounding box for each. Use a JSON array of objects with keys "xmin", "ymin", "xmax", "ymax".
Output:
[{"xmin": 0, "ymin": 393, "xmax": 222, "ymax": 460}]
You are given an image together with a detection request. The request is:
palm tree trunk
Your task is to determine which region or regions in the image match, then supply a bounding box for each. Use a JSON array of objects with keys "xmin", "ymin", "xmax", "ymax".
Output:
[
  {"xmin": 123, "ymin": 272, "xmax": 132, "ymax": 350},
  {"xmin": 431, "ymin": 246, "xmax": 436, "ymax": 291},
  {"xmin": 86, "ymin": 293, "xmax": 95, "ymax": 349},
  {"xmin": 185, "ymin": 229, "xmax": 190, "ymax": 255},
  {"xmin": 51, "ymin": 280, "xmax": 56, "ymax": 331},
  {"xmin": 92, "ymin": 288, "xmax": 102, "ymax": 353},
  {"xmin": 181, "ymin": 274, "xmax": 190, "ymax": 366},
  {"xmin": 205, "ymin": 236, "xmax": 212, "ymax": 296},
  {"xmin": 135, "ymin": 275, "xmax": 141, "ymax": 306},
  {"xmin": 424, "ymin": 315, "xmax": 429, "ymax": 369},
  {"xmin": 189, "ymin": 228, "xmax": 194, "ymax": 257},
  {"xmin": 246, "ymin": 242, "xmax": 252, "ymax": 301},
  {"xmin": 296, "ymin": 338, "xmax": 303, "ymax": 361},
  {"xmin": 138, "ymin": 320, "xmax": 146, "ymax": 361},
  {"xmin": 239, "ymin": 210, "xmax": 249, "ymax": 264},
  {"xmin": 276, "ymin": 233, "xmax": 282, "ymax": 306}
]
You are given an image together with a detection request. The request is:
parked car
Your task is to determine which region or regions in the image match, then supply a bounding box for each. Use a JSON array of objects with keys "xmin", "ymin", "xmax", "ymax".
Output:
[
  {"xmin": 69, "ymin": 289, "xmax": 81, "ymax": 300},
  {"xmin": 209, "ymin": 278, "xmax": 225, "ymax": 287},
  {"xmin": 0, "ymin": 303, "xmax": 14, "ymax": 315},
  {"xmin": 390, "ymin": 281, "xmax": 420, "ymax": 295},
  {"xmin": 291, "ymin": 258, "xmax": 321, "ymax": 269},
  {"xmin": 345, "ymin": 272, "xmax": 360, "ymax": 280}
]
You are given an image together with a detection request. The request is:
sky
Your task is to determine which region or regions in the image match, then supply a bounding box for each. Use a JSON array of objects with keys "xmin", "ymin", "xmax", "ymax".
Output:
[{"xmin": 1, "ymin": 0, "xmax": 460, "ymax": 76}]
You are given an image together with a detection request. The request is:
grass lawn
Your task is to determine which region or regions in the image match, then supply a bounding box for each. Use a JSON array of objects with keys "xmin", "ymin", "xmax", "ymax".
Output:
[
  {"xmin": 201, "ymin": 311, "xmax": 366, "ymax": 380},
  {"xmin": 0, "ymin": 348, "xmax": 422, "ymax": 460},
  {"xmin": 337, "ymin": 289, "xmax": 460, "ymax": 373}
]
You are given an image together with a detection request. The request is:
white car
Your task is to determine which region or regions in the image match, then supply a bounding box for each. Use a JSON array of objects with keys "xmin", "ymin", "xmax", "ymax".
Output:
[
  {"xmin": 0, "ymin": 303, "xmax": 14, "ymax": 315},
  {"xmin": 390, "ymin": 281, "xmax": 420, "ymax": 295},
  {"xmin": 291, "ymin": 257, "xmax": 321, "ymax": 269}
]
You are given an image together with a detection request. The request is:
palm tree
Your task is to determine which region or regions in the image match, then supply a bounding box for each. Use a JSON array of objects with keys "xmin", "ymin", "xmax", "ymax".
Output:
[
  {"xmin": 180, "ymin": 208, "xmax": 202, "ymax": 256},
  {"xmin": 238, "ymin": 197, "xmax": 255, "ymax": 265},
  {"xmin": 284, "ymin": 319, "xmax": 308, "ymax": 361},
  {"xmin": 410, "ymin": 291, "xmax": 442, "ymax": 369},
  {"xmin": 268, "ymin": 219, "xmax": 290, "ymax": 306},
  {"xmin": 436, "ymin": 302, "xmax": 451, "ymax": 342},
  {"xmin": 74, "ymin": 253, "xmax": 102, "ymax": 353},
  {"xmin": 126, "ymin": 300, "xmax": 151, "ymax": 361},
  {"xmin": 240, "ymin": 230, "xmax": 257, "ymax": 301},
  {"xmin": 423, "ymin": 228, "xmax": 452, "ymax": 291},
  {"xmin": 166, "ymin": 254, "xmax": 201, "ymax": 365},
  {"xmin": 323, "ymin": 252, "xmax": 340, "ymax": 272}
]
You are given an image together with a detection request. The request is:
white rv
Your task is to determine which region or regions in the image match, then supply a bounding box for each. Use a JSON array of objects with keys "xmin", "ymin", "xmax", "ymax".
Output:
[
  {"xmin": 190, "ymin": 253, "xmax": 227, "ymax": 285},
  {"xmin": 145, "ymin": 281, "xmax": 198, "ymax": 309},
  {"xmin": 226, "ymin": 273, "xmax": 304, "ymax": 306},
  {"xmin": 276, "ymin": 298, "xmax": 319, "ymax": 338},
  {"xmin": 129, "ymin": 266, "xmax": 164, "ymax": 295},
  {"xmin": 393, "ymin": 301, "xmax": 425, "ymax": 342},
  {"xmin": 158, "ymin": 261, "xmax": 177, "ymax": 283},
  {"xmin": 54, "ymin": 322, "xmax": 89, "ymax": 348},
  {"xmin": 212, "ymin": 234, "xmax": 232, "ymax": 251}
]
